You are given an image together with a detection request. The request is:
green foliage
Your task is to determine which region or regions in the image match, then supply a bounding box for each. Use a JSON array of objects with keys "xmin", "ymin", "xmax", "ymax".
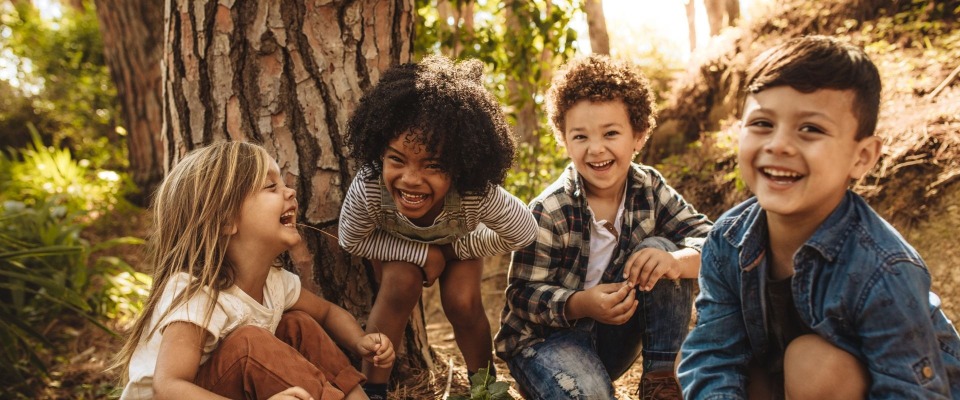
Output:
[
  {"xmin": 4, "ymin": 126, "xmax": 129, "ymax": 218},
  {"xmin": 504, "ymin": 130, "xmax": 568, "ymax": 202},
  {"xmin": 0, "ymin": 127, "xmax": 146, "ymax": 389},
  {"xmin": 0, "ymin": 0, "xmax": 125, "ymax": 169},
  {"xmin": 449, "ymin": 367, "xmax": 511, "ymax": 400}
]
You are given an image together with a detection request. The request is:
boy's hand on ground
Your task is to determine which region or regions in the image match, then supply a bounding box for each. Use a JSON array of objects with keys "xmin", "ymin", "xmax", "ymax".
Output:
[
  {"xmin": 357, "ymin": 332, "xmax": 396, "ymax": 369},
  {"xmin": 583, "ymin": 282, "xmax": 638, "ymax": 325},
  {"xmin": 423, "ymin": 245, "xmax": 447, "ymax": 287},
  {"xmin": 267, "ymin": 387, "xmax": 313, "ymax": 400},
  {"xmin": 624, "ymin": 248, "xmax": 681, "ymax": 291}
]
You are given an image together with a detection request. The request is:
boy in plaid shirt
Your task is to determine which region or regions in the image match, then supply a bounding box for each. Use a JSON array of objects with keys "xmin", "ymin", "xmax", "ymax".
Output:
[{"xmin": 495, "ymin": 55, "xmax": 712, "ymax": 399}]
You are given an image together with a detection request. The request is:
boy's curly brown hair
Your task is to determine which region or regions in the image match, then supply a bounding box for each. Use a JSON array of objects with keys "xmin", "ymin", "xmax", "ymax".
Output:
[
  {"xmin": 346, "ymin": 55, "xmax": 515, "ymax": 196},
  {"xmin": 546, "ymin": 54, "xmax": 657, "ymax": 142}
]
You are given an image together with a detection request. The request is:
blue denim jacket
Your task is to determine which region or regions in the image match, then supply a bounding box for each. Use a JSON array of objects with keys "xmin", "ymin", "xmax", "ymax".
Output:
[{"xmin": 679, "ymin": 191, "xmax": 960, "ymax": 399}]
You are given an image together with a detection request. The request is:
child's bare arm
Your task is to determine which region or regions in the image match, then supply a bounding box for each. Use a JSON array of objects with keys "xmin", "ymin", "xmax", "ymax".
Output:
[
  {"xmin": 291, "ymin": 290, "xmax": 395, "ymax": 368},
  {"xmin": 153, "ymin": 322, "xmax": 229, "ymax": 400},
  {"xmin": 623, "ymin": 247, "xmax": 701, "ymax": 291}
]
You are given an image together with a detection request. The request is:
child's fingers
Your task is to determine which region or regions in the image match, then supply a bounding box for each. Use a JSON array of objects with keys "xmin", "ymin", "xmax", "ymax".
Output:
[
  {"xmin": 625, "ymin": 250, "xmax": 653, "ymax": 286},
  {"xmin": 268, "ymin": 387, "xmax": 313, "ymax": 400},
  {"xmin": 606, "ymin": 283, "xmax": 632, "ymax": 304},
  {"xmin": 638, "ymin": 257, "xmax": 662, "ymax": 290},
  {"xmin": 623, "ymin": 251, "xmax": 643, "ymax": 283},
  {"xmin": 640, "ymin": 258, "xmax": 673, "ymax": 291}
]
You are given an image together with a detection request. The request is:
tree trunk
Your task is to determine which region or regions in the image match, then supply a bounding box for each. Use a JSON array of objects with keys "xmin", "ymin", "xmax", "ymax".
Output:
[
  {"xmin": 436, "ymin": 0, "xmax": 475, "ymax": 58},
  {"xmin": 583, "ymin": 0, "xmax": 609, "ymax": 55},
  {"xmin": 160, "ymin": 0, "xmax": 430, "ymax": 382},
  {"xmin": 685, "ymin": 0, "xmax": 697, "ymax": 52},
  {"xmin": 504, "ymin": 0, "xmax": 553, "ymax": 146},
  {"xmin": 94, "ymin": 0, "xmax": 164, "ymax": 205},
  {"xmin": 705, "ymin": 0, "xmax": 740, "ymax": 36}
]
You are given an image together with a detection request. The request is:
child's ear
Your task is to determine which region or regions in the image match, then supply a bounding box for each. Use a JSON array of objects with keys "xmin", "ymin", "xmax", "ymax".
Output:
[
  {"xmin": 633, "ymin": 130, "xmax": 649, "ymax": 153},
  {"xmin": 223, "ymin": 223, "xmax": 238, "ymax": 236},
  {"xmin": 850, "ymin": 136, "xmax": 883, "ymax": 180}
]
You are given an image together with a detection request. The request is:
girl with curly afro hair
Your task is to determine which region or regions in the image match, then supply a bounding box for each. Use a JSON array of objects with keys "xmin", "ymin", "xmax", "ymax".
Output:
[{"xmin": 337, "ymin": 55, "xmax": 536, "ymax": 399}]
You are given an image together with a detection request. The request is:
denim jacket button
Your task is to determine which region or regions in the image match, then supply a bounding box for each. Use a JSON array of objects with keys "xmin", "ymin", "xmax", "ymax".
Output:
[{"xmin": 923, "ymin": 365, "xmax": 934, "ymax": 379}]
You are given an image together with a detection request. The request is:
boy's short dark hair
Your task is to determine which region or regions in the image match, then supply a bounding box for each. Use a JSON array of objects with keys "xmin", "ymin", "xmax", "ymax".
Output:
[
  {"xmin": 743, "ymin": 35, "xmax": 881, "ymax": 140},
  {"xmin": 346, "ymin": 55, "xmax": 515, "ymax": 196},
  {"xmin": 546, "ymin": 54, "xmax": 657, "ymax": 141}
]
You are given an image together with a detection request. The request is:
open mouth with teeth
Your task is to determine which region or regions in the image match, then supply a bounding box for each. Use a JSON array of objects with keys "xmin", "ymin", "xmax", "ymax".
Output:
[
  {"xmin": 761, "ymin": 167, "xmax": 804, "ymax": 184},
  {"xmin": 280, "ymin": 210, "xmax": 296, "ymax": 227},
  {"xmin": 587, "ymin": 160, "xmax": 614, "ymax": 171},
  {"xmin": 398, "ymin": 190, "xmax": 429, "ymax": 206}
]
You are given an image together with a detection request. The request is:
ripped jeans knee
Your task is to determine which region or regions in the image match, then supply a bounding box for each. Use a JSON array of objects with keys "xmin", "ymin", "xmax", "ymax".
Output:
[{"xmin": 506, "ymin": 329, "xmax": 616, "ymax": 400}]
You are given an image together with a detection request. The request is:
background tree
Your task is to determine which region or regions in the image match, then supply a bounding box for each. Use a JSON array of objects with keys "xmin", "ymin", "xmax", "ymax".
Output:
[
  {"xmin": 583, "ymin": 0, "xmax": 609, "ymax": 55},
  {"xmin": 94, "ymin": 0, "xmax": 163, "ymax": 204},
  {"xmin": 159, "ymin": 0, "xmax": 433, "ymax": 381},
  {"xmin": 704, "ymin": 0, "xmax": 740, "ymax": 36},
  {"xmin": 685, "ymin": 0, "xmax": 697, "ymax": 51}
]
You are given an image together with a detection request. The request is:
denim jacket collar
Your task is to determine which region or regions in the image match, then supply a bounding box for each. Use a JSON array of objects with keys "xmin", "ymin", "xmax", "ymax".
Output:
[
  {"xmin": 803, "ymin": 191, "xmax": 857, "ymax": 263},
  {"xmin": 721, "ymin": 191, "xmax": 860, "ymax": 270}
]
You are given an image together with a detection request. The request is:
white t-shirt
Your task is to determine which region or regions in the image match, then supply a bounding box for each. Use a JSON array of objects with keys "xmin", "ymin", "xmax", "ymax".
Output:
[
  {"xmin": 584, "ymin": 194, "xmax": 626, "ymax": 289},
  {"xmin": 120, "ymin": 267, "xmax": 302, "ymax": 400}
]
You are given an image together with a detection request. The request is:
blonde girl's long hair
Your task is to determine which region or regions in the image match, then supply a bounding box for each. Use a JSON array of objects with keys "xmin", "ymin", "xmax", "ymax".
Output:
[{"xmin": 110, "ymin": 141, "xmax": 272, "ymax": 382}]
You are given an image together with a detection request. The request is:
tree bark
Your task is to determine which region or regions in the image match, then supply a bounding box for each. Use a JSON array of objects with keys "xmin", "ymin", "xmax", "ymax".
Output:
[
  {"xmin": 685, "ymin": 0, "xmax": 697, "ymax": 52},
  {"xmin": 705, "ymin": 0, "xmax": 740, "ymax": 36},
  {"xmin": 160, "ymin": 0, "xmax": 429, "ymax": 381},
  {"xmin": 583, "ymin": 0, "xmax": 609, "ymax": 55},
  {"xmin": 94, "ymin": 0, "xmax": 164, "ymax": 205}
]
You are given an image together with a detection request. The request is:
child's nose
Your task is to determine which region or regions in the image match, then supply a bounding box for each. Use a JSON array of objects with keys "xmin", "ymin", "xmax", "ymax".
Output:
[
  {"xmin": 764, "ymin": 129, "xmax": 795, "ymax": 155},
  {"xmin": 587, "ymin": 140, "xmax": 606, "ymax": 155},
  {"xmin": 401, "ymin": 169, "xmax": 423, "ymax": 185}
]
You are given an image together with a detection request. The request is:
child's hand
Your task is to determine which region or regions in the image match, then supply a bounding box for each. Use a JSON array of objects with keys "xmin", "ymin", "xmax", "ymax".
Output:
[
  {"xmin": 357, "ymin": 332, "xmax": 396, "ymax": 369},
  {"xmin": 267, "ymin": 386, "xmax": 314, "ymax": 400},
  {"xmin": 423, "ymin": 245, "xmax": 448, "ymax": 287},
  {"xmin": 582, "ymin": 282, "xmax": 638, "ymax": 325},
  {"xmin": 624, "ymin": 248, "xmax": 681, "ymax": 291}
]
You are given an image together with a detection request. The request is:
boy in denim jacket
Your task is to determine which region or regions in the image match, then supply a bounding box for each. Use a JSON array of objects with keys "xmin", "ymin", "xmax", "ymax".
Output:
[
  {"xmin": 496, "ymin": 55, "xmax": 713, "ymax": 399},
  {"xmin": 678, "ymin": 35, "xmax": 960, "ymax": 399}
]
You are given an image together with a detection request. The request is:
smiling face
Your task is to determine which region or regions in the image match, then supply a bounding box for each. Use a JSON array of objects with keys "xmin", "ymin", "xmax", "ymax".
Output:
[
  {"xmin": 232, "ymin": 160, "xmax": 301, "ymax": 255},
  {"xmin": 739, "ymin": 86, "xmax": 881, "ymax": 224},
  {"xmin": 562, "ymin": 100, "xmax": 647, "ymax": 200},
  {"xmin": 382, "ymin": 131, "xmax": 453, "ymax": 226}
]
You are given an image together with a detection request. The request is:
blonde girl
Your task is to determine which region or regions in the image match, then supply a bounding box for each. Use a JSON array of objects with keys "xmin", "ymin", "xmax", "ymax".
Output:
[{"xmin": 114, "ymin": 141, "xmax": 394, "ymax": 400}]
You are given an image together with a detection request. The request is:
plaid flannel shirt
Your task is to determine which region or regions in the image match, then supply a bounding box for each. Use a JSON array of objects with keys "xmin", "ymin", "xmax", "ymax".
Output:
[{"xmin": 495, "ymin": 163, "xmax": 714, "ymax": 360}]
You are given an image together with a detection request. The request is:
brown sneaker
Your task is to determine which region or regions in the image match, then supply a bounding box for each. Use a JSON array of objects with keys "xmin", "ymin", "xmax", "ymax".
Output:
[{"xmin": 638, "ymin": 370, "xmax": 683, "ymax": 400}]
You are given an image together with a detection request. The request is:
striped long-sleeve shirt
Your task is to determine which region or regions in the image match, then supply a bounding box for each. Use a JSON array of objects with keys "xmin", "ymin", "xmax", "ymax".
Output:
[
  {"xmin": 338, "ymin": 168, "xmax": 537, "ymax": 267},
  {"xmin": 494, "ymin": 163, "xmax": 713, "ymax": 360}
]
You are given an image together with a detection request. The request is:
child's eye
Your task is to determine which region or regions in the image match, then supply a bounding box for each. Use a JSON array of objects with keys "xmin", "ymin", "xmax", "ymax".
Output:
[
  {"xmin": 604, "ymin": 130, "xmax": 620, "ymax": 137},
  {"xmin": 386, "ymin": 155, "xmax": 403, "ymax": 164},
  {"xmin": 746, "ymin": 119, "xmax": 773, "ymax": 129},
  {"xmin": 799, "ymin": 124, "xmax": 825, "ymax": 134},
  {"xmin": 570, "ymin": 134, "xmax": 587, "ymax": 141},
  {"xmin": 265, "ymin": 182, "xmax": 278, "ymax": 191},
  {"xmin": 426, "ymin": 163, "xmax": 444, "ymax": 171}
]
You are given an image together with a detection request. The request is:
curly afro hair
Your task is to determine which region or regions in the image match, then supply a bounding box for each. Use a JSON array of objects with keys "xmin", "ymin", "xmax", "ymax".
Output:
[
  {"xmin": 546, "ymin": 54, "xmax": 657, "ymax": 142},
  {"xmin": 346, "ymin": 55, "xmax": 515, "ymax": 196}
]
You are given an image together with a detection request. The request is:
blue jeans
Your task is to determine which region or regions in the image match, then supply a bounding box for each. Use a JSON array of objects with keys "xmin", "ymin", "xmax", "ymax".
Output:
[{"xmin": 507, "ymin": 237, "xmax": 695, "ymax": 399}]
